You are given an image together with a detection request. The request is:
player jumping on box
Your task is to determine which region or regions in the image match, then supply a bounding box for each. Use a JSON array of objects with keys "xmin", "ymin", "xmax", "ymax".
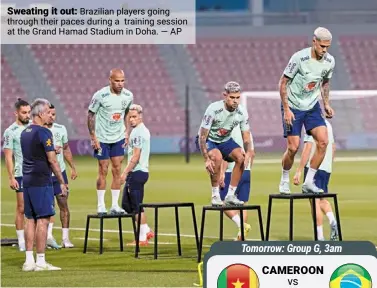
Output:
[
  {"xmin": 279, "ymin": 27, "xmax": 335, "ymax": 194},
  {"xmin": 293, "ymin": 118, "xmax": 339, "ymax": 241},
  {"xmin": 197, "ymin": 81, "xmax": 253, "ymax": 206},
  {"xmin": 88, "ymin": 69, "xmax": 133, "ymax": 215}
]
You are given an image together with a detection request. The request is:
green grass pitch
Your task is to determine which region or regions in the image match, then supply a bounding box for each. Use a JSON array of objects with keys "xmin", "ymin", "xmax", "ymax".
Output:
[{"xmin": 1, "ymin": 152, "xmax": 376, "ymax": 287}]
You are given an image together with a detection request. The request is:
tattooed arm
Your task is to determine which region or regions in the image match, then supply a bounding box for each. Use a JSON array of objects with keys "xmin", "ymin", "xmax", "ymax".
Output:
[
  {"xmin": 199, "ymin": 127, "xmax": 210, "ymax": 161},
  {"xmin": 322, "ymin": 79, "xmax": 330, "ymax": 107},
  {"xmin": 87, "ymin": 111, "xmax": 96, "ymax": 139},
  {"xmin": 279, "ymin": 75, "xmax": 291, "ymax": 112},
  {"xmin": 321, "ymin": 78, "xmax": 335, "ymax": 118}
]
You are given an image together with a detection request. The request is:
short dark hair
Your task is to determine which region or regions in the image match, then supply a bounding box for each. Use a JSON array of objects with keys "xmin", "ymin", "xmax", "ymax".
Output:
[
  {"xmin": 15, "ymin": 98, "xmax": 29, "ymax": 110},
  {"xmin": 49, "ymin": 104, "xmax": 55, "ymax": 109}
]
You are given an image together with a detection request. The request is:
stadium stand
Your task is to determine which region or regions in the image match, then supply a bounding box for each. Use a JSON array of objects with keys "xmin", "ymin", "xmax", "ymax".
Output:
[
  {"xmin": 26, "ymin": 44, "xmax": 185, "ymax": 136},
  {"xmin": 338, "ymin": 35, "xmax": 377, "ymax": 133},
  {"xmin": 186, "ymin": 37, "xmax": 308, "ymax": 135},
  {"xmin": 1, "ymin": 56, "xmax": 28, "ymax": 132},
  {"xmin": 338, "ymin": 36, "xmax": 377, "ymax": 90},
  {"xmin": 2, "ymin": 35, "xmax": 377, "ymax": 138}
]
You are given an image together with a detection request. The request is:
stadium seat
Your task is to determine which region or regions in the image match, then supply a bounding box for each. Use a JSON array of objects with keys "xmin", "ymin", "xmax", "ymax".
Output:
[
  {"xmin": 185, "ymin": 36, "xmax": 308, "ymax": 136},
  {"xmin": 265, "ymin": 193, "xmax": 343, "ymax": 241},
  {"xmin": 83, "ymin": 213, "xmax": 137, "ymax": 255},
  {"xmin": 1, "ymin": 56, "xmax": 28, "ymax": 132},
  {"xmin": 197, "ymin": 205, "xmax": 265, "ymax": 263},
  {"xmin": 27, "ymin": 44, "xmax": 185, "ymax": 137},
  {"xmin": 134, "ymin": 202, "xmax": 199, "ymax": 260},
  {"xmin": 339, "ymin": 35, "xmax": 377, "ymax": 90}
]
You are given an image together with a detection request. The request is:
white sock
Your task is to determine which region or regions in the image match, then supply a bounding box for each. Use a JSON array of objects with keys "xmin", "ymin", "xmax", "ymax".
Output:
[
  {"xmin": 317, "ymin": 225, "xmax": 324, "ymax": 240},
  {"xmin": 36, "ymin": 253, "xmax": 46, "ymax": 266},
  {"xmin": 281, "ymin": 169, "xmax": 290, "ymax": 182},
  {"xmin": 62, "ymin": 228, "xmax": 69, "ymax": 240},
  {"xmin": 25, "ymin": 251, "xmax": 34, "ymax": 264},
  {"xmin": 97, "ymin": 190, "xmax": 105, "ymax": 207},
  {"xmin": 227, "ymin": 185, "xmax": 237, "ymax": 196},
  {"xmin": 326, "ymin": 212, "xmax": 336, "ymax": 225},
  {"xmin": 139, "ymin": 224, "xmax": 148, "ymax": 241},
  {"xmin": 211, "ymin": 186, "xmax": 220, "ymax": 198},
  {"xmin": 16, "ymin": 229, "xmax": 25, "ymax": 244},
  {"xmin": 304, "ymin": 167, "xmax": 317, "ymax": 184},
  {"xmin": 47, "ymin": 223, "xmax": 53, "ymax": 239},
  {"xmin": 231, "ymin": 214, "xmax": 241, "ymax": 228},
  {"xmin": 111, "ymin": 189, "xmax": 120, "ymax": 207}
]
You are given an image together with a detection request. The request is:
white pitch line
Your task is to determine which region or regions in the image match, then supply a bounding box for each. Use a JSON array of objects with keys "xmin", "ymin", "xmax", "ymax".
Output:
[{"xmin": 0, "ymin": 223, "xmax": 262, "ymax": 241}]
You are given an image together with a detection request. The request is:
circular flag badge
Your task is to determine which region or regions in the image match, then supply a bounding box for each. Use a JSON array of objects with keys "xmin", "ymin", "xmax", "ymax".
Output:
[
  {"xmin": 329, "ymin": 263, "xmax": 372, "ymax": 288},
  {"xmin": 217, "ymin": 263, "xmax": 259, "ymax": 288}
]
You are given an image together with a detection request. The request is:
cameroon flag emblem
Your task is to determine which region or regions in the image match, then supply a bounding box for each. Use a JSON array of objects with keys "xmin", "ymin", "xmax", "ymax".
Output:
[
  {"xmin": 329, "ymin": 263, "xmax": 372, "ymax": 288},
  {"xmin": 217, "ymin": 264, "xmax": 259, "ymax": 288}
]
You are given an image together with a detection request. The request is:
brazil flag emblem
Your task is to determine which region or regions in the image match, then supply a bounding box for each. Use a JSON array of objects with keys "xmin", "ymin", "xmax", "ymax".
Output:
[{"xmin": 329, "ymin": 263, "xmax": 372, "ymax": 288}]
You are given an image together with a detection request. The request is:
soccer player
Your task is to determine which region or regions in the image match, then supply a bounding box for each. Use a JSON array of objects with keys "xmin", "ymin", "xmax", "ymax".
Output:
[
  {"xmin": 46, "ymin": 104, "xmax": 77, "ymax": 248},
  {"xmin": 87, "ymin": 68, "xmax": 133, "ymax": 215},
  {"xmin": 220, "ymin": 125, "xmax": 255, "ymax": 240},
  {"xmin": 21, "ymin": 98, "xmax": 67, "ymax": 271},
  {"xmin": 293, "ymin": 119, "xmax": 339, "ymax": 240},
  {"xmin": 3, "ymin": 98, "xmax": 30, "ymax": 251},
  {"xmin": 120, "ymin": 104, "xmax": 153, "ymax": 246},
  {"xmin": 279, "ymin": 27, "xmax": 336, "ymax": 194},
  {"xmin": 196, "ymin": 81, "xmax": 253, "ymax": 206}
]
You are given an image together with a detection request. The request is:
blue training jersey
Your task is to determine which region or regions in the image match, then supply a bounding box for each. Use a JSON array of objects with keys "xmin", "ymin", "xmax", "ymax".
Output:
[{"xmin": 21, "ymin": 124, "xmax": 55, "ymax": 187}]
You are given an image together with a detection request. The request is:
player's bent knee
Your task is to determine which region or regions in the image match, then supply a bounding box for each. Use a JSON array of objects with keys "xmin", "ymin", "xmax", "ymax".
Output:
[
  {"xmin": 287, "ymin": 144, "xmax": 299, "ymax": 155},
  {"xmin": 317, "ymin": 138, "xmax": 329, "ymax": 150},
  {"xmin": 209, "ymin": 150, "xmax": 222, "ymax": 162}
]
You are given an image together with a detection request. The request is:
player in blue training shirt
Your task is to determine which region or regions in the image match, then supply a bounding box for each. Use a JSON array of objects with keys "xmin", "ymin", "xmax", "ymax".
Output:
[{"xmin": 20, "ymin": 98, "xmax": 67, "ymax": 272}]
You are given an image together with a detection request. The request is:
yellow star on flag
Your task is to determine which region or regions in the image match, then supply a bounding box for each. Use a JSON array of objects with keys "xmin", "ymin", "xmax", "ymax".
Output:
[
  {"xmin": 46, "ymin": 138, "xmax": 52, "ymax": 146},
  {"xmin": 232, "ymin": 278, "xmax": 244, "ymax": 288}
]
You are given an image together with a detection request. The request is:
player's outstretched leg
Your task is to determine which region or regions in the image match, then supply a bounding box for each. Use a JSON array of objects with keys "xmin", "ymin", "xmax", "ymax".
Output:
[
  {"xmin": 220, "ymin": 170, "xmax": 250, "ymax": 238},
  {"xmin": 320, "ymin": 199, "xmax": 338, "ymax": 240},
  {"xmin": 280, "ymin": 136, "xmax": 300, "ymax": 194},
  {"xmin": 208, "ymin": 149, "xmax": 224, "ymax": 206},
  {"xmin": 224, "ymin": 148, "xmax": 245, "ymax": 206},
  {"xmin": 109, "ymin": 155, "xmax": 126, "ymax": 215},
  {"xmin": 302, "ymin": 126, "xmax": 328, "ymax": 194}
]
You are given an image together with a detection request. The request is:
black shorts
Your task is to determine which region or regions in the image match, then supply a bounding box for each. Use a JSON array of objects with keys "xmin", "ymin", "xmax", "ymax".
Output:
[{"xmin": 121, "ymin": 171, "xmax": 149, "ymax": 213}]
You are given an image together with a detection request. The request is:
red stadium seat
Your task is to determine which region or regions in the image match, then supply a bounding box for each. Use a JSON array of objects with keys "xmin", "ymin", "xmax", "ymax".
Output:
[
  {"xmin": 1, "ymin": 56, "xmax": 28, "ymax": 132},
  {"xmin": 27, "ymin": 44, "xmax": 185, "ymax": 136}
]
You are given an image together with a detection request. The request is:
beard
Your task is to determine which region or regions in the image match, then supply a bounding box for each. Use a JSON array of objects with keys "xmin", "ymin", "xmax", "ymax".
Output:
[{"xmin": 19, "ymin": 118, "xmax": 30, "ymax": 125}]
